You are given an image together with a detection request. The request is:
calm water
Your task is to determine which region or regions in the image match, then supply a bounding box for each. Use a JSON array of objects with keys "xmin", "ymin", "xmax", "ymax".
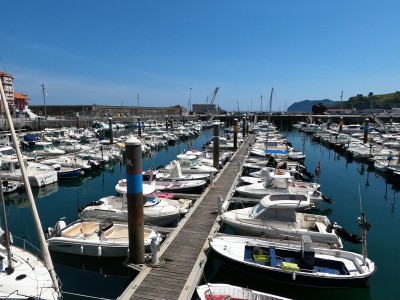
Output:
[
  {"xmin": 4, "ymin": 128, "xmax": 397, "ymax": 299},
  {"xmin": 204, "ymin": 129, "xmax": 397, "ymax": 300}
]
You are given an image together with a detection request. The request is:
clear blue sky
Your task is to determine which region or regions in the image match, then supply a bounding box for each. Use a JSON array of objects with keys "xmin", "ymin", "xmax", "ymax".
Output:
[{"xmin": 1, "ymin": 1, "xmax": 399, "ymax": 112}]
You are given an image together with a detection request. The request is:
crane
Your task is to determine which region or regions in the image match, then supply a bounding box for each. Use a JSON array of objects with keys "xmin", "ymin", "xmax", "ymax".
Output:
[{"xmin": 206, "ymin": 87, "xmax": 220, "ymax": 121}]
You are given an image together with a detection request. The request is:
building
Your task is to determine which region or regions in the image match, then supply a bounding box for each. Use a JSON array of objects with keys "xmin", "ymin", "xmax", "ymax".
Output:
[
  {"xmin": 0, "ymin": 71, "xmax": 15, "ymax": 113},
  {"xmin": 0, "ymin": 71, "xmax": 30, "ymax": 115},
  {"xmin": 14, "ymin": 92, "xmax": 30, "ymax": 113},
  {"xmin": 192, "ymin": 103, "xmax": 217, "ymax": 115}
]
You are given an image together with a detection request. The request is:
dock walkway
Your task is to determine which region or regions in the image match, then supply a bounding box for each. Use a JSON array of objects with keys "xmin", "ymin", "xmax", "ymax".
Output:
[{"xmin": 118, "ymin": 135, "xmax": 253, "ymax": 300}]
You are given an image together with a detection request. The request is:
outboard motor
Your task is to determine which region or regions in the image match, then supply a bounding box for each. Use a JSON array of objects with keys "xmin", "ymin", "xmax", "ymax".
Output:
[
  {"xmin": 46, "ymin": 218, "xmax": 66, "ymax": 238},
  {"xmin": 332, "ymin": 222, "xmax": 361, "ymax": 244}
]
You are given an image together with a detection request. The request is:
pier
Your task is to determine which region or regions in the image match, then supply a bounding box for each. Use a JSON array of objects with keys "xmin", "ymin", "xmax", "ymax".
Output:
[{"xmin": 118, "ymin": 134, "xmax": 253, "ymax": 300}]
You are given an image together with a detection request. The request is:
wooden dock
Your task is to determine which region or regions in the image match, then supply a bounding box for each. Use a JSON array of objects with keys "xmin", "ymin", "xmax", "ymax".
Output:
[{"xmin": 118, "ymin": 135, "xmax": 253, "ymax": 300}]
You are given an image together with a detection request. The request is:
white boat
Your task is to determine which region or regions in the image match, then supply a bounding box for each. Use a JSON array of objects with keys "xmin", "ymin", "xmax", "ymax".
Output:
[
  {"xmin": 155, "ymin": 160, "xmax": 212, "ymax": 182},
  {"xmin": 57, "ymin": 139, "xmax": 91, "ymax": 153},
  {"xmin": 27, "ymin": 141, "xmax": 66, "ymax": 157},
  {"xmin": 0, "ymin": 231, "xmax": 61, "ymax": 299},
  {"xmin": 2, "ymin": 179, "xmax": 23, "ymax": 194},
  {"xmin": 209, "ymin": 232, "xmax": 376, "ymax": 288},
  {"xmin": 40, "ymin": 154, "xmax": 92, "ymax": 172},
  {"xmin": 221, "ymin": 194, "xmax": 343, "ymax": 248},
  {"xmin": 235, "ymin": 170, "xmax": 324, "ymax": 209},
  {"xmin": 196, "ymin": 283, "xmax": 291, "ymax": 300},
  {"xmin": 78, "ymin": 180, "xmax": 185, "ymax": 226},
  {"xmin": 0, "ymin": 157, "xmax": 58, "ymax": 187},
  {"xmin": 176, "ymin": 154, "xmax": 218, "ymax": 174},
  {"xmin": 46, "ymin": 218, "xmax": 162, "ymax": 257}
]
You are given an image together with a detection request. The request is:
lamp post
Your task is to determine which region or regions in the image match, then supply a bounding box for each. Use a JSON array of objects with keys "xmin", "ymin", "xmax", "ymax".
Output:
[
  {"xmin": 189, "ymin": 88, "xmax": 192, "ymax": 114},
  {"xmin": 41, "ymin": 83, "xmax": 47, "ymax": 117}
]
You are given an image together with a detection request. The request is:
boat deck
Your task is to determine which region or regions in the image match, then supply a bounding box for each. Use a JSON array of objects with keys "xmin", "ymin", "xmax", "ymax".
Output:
[{"xmin": 118, "ymin": 135, "xmax": 253, "ymax": 300}]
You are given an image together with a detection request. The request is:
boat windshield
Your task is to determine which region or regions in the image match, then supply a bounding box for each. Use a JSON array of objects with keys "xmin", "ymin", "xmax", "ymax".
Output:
[
  {"xmin": 143, "ymin": 193, "xmax": 160, "ymax": 205},
  {"xmin": 250, "ymin": 203, "xmax": 265, "ymax": 218}
]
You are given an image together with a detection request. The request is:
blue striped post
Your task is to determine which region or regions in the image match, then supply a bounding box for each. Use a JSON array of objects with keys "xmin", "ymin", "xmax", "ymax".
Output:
[{"xmin": 125, "ymin": 136, "xmax": 144, "ymax": 264}]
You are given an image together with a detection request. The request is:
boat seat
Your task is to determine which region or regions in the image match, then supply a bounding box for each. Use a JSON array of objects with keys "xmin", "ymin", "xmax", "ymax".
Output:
[
  {"xmin": 81, "ymin": 222, "xmax": 97, "ymax": 236},
  {"xmin": 61, "ymin": 223, "xmax": 82, "ymax": 237}
]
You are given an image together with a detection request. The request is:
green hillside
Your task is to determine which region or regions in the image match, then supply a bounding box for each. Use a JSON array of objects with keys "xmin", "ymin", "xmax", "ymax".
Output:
[{"xmin": 339, "ymin": 91, "xmax": 400, "ymax": 110}]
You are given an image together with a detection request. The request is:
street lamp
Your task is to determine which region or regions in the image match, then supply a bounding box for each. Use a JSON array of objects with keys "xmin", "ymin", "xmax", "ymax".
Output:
[{"xmin": 41, "ymin": 83, "xmax": 47, "ymax": 116}]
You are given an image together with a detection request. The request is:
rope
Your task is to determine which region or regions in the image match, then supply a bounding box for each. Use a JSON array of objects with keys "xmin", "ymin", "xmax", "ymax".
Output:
[
  {"xmin": 61, "ymin": 291, "xmax": 114, "ymax": 300},
  {"xmin": 144, "ymin": 254, "xmax": 166, "ymax": 268}
]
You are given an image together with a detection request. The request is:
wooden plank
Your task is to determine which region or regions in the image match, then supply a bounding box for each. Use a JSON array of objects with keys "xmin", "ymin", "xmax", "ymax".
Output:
[{"xmin": 119, "ymin": 136, "xmax": 253, "ymax": 300}]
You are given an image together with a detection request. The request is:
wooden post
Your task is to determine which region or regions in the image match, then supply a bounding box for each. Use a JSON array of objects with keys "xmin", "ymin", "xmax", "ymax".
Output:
[
  {"xmin": 233, "ymin": 118, "xmax": 238, "ymax": 150},
  {"xmin": 165, "ymin": 115, "xmax": 169, "ymax": 131},
  {"xmin": 213, "ymin": 122, "xmax": 220, "ymax": 170},
  {"xmin": 109, "ymin": 117, "xmax": 113, "ymax": 144},
  {"xmin": 138, "ymin": 116, "xmax": 142, "ymax": 137},
  {"xmin": 126, "ymin": 136, "xmax": 145, "ymax": 264},
  {"xmin": 363, "ymin": 118, "xmax": 369, "ymax": 144}
]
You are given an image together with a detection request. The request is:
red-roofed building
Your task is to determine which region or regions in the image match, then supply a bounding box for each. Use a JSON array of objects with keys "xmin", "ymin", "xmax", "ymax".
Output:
[{"xmin": 14, "ymin": 92, "xmax": 30, "ymax": 112}]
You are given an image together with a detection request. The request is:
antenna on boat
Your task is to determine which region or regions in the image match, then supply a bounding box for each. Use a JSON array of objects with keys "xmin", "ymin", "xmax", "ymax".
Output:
[
  {"xmin": 358, "ymin": 184, "xmax": 371, "ymax": 267},
  {"xmin": 0, "ymin": 81, "xmax": 61, "ymax": 292}
]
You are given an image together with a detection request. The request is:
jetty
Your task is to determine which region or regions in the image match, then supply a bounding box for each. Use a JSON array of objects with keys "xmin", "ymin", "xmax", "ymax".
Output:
[{"xmin": 118, "ymin": 134, "xmax": 254, "ymax": 300}]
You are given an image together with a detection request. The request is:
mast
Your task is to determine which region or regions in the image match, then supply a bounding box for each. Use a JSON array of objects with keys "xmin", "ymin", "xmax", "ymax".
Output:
[
  {"xmin": 265, "ymin": 87, "xmax": 274, "ymax": 153},
  {"xmin": 0, "ymin": 180, "xmax": 13, "ymax": 273},
  {"xmin": 0, "ymin": 82, "xmax": 60, "ymax": 292}
]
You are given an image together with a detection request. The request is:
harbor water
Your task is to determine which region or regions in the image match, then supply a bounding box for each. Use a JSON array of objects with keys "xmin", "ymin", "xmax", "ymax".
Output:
[{"xmin": 4, "ymin": 128, "xmax": 397, "ymax": 299}]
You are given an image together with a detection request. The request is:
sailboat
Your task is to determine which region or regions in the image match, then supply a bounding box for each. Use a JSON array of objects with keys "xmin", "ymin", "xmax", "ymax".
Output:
[{"xmin": 0, "ymin": 81, "xmax": 62, "ymax": 298}]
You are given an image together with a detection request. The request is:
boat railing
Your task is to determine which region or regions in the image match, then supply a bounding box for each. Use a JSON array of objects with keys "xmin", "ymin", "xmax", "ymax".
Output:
[{"xmin": 13, "ymin": 235, "xmax": 46, "ymax": 261}]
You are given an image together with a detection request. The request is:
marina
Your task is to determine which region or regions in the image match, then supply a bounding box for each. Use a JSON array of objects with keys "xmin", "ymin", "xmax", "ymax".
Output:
[{"xmin": 1, "ymin": 118, "xmax": 399, "ymax": 299}]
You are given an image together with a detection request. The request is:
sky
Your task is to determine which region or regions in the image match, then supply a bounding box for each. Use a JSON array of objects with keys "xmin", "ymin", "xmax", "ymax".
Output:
[{"xmin": 1, "ymin": 1, "xmax": 399, "ymax": 112}]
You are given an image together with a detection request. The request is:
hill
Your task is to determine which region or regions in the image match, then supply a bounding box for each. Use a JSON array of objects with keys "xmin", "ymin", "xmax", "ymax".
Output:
[{"xmin": 287, "ymin": 99, "xmax": 338, "ymax": 112}]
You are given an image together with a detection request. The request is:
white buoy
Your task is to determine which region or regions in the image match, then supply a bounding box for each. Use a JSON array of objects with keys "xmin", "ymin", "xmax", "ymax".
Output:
[
  {"xmin": 292, "ymin": 272, "xmax": 296, "ymax": 281},
  {"xmin": 97, "ymin": 246, "xmax": 102, "ymax": 257},
  {"xmin": 80, "ymin": 245, "xmax": 84, "ymax": 255}
]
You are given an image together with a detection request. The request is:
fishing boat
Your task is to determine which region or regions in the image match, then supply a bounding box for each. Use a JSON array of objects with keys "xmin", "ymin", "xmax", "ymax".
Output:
[
  {"xmin": 46, "ymin": 218, "xmax": 162, "ymax": 257},
  {"xmin": 221, "ymin": 194, "xmax": 344, "ymax": 248},
  {"xmin": 78, "ymin": 180, "xmax": 186, "ymax": 226},
  {"xmin": 209, "ymin": 232, "xmax": 376, "ymax": 288},
  {"xmin": 196, "ymin": 283, "xmax": 291, "ymax": 300},
  {"xmin": 51, "ymin": 164, "xmax": 83, "ymax": 180}
]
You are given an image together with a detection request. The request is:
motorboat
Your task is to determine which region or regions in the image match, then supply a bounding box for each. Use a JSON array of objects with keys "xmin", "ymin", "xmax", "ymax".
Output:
[
  {"xmin": 46, "ymin": 218, "xmax": 162, "ymax": 257},
  {"xmin": 235, "ymin": 170, "xmax": 324, "ymax": 209},
  {"xmin": 51, "ymin": 164, "xmax": 84, "ymax": 180},
  {"xmin": 209, "ymin": 233, "xmax": 376, "ymax": 288},
  {"xmin": 78, "ymin": 180, "xmax": 186, "ymax": 226},
  {"xmin": 155, "ymin": 160, "xmax": 212, "ymax": 182},
  {"xmin": 26, "ymin": 141, "xmax": 65, "ymax": 157},
  {"xmin": 0, "ymin": 157, "xmax": 58, "ymax": 187},
  {"xmin": 196, "ymin": 283, "xmax": 290, "ymax": 300},
  {"xmin": 40, "ymin": 154, "xmax": 93, "ymax": 172},
  {"xmin": 145, "ymin": 179, "xmax": 206, "ymax": 194},
  {"xmin": 2, "ymin": 179, "xmax": 23, "ymax": 194},
  {"xmin": 221, "ymin": 194, "xmax": 343, "ymax": 248},
  {"xmin": 57, "ymin": 139, "xmax": 91, "ymax": 153},
  {"xmin": 176, "ymin": 154, "xmax": 218, "ymax": 174}
]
